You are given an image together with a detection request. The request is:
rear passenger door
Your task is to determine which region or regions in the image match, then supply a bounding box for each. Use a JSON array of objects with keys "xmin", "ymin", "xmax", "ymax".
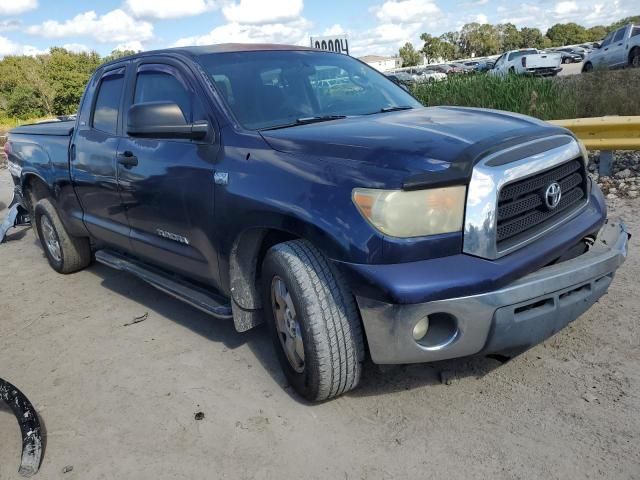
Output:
[
  {"xmin": 71, "ymin": 64, "xmax": 131, "ymax": 251},
  {"xmin": 116, "ymin": 59, "xmax": 223, "ymax": 289}
]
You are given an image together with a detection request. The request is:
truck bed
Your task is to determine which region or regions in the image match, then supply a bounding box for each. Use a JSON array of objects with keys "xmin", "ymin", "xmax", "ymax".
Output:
[{"xmin": 10, "ymin": 120, "xmax": 74, "ymax": 137}]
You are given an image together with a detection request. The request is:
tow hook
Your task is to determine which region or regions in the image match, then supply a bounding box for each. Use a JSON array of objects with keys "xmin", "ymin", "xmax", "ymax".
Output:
[{"xmin": 0, "ymin": 378, "xmax": 43, "ymax": 477}]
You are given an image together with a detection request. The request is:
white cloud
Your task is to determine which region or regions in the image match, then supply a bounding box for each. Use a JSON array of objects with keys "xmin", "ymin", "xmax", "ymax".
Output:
[
  {"xmin": 62, "ymin": 43, "xmax": 91, "ymax": 53},
  {"xmin": 222, "ymin": 0, "xmax": 303, "ymax": 25},
  {"xmin": 474, "ymin": 13, "xmax": 488, "ymax": 24},
  {"xmin": 0, "ymin": 35, "xmax": 46, "ymax": 58},
  {"xmin": 0, "ymin": 0, "xmax": 38, "ymax": 15},
  {"xmin": 175, "ymin": 18, "xmax": 311, "ymax": 46},
  {"xmin": 323, "ymin": 24, "xmax": 347, "ymax": 36},
  {"xmin": 0, "ymin": 20, "xmax": 21, "ymax": 32},
  {"xmin": 114, "ymin": 40, "xmax": 145, "ymax": 52},
  {"xmin": 26, "ymin": 9, "xmax": 154, "ymax": 44},
  {"xmin": 175, "ymin": 0, "xmax": 310, "ymax": 47},
  {"xmin": 499, "ymin": 0, "xmax": 634, "ymax": 31},
  {"xmin": 350, "ymin": 0, "xmax": 447, "ymax": 56},
  {"xmin": 554, "ymin": 1, "xmax": 578, "ymax": 15},
  {"xmin": 373, "ymin": 0, "xmax": 441, "ymax": 24},
  {"xmin": 125, "ymin": 0, "xmax": 217, "ymax": 19}
]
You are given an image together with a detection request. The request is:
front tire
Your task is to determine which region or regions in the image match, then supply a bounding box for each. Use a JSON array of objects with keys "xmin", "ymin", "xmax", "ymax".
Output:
[
  {"xmin": 583, "ymin": 62, "xmax": 593, "ymax": 72},
  {"xmin": 262, "ymin": 240, "xmax": 364, "ymax": 402},
  {"xmin": 34, "ymin": 198, "xmax": 91, "ymax": 274}
]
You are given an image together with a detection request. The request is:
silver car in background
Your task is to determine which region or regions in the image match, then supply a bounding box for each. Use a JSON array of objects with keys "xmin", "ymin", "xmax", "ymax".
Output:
[{"xmin": 583, "ymin": 24, "xmax": 640, "ymax": 71}]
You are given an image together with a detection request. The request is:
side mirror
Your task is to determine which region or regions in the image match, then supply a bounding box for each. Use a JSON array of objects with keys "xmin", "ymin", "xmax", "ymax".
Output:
[{"xmin": 127, "ymin": 101, "xmax": 210, "ymax": 140}]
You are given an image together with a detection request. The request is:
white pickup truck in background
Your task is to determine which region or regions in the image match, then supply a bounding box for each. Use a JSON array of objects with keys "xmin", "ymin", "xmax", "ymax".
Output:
[
  {"xmin": 489, "ymin": 49, "xmax": 562, "ymax": 77},
  {"xmin": 583, "ymin": 24, "xmax": 640, "ymax": 71}
]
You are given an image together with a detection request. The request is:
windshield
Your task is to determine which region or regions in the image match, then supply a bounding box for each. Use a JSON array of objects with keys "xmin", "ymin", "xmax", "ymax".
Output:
[{"xmin": 196, "ymin": 50, "xmax": 421, "ymax": 130}]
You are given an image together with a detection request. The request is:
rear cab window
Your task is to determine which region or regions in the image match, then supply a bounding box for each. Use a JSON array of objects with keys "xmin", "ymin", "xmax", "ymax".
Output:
[
  {"xmin": 508, "ymin": 50, "xmax": 537, "ymax": 61},
  {"xmin": 613, "ymin": 28, "xmax": 626, "ymax": 43},
  {"xmin": 92, "ymin": 69, "xmax": 125, "ymax": 135},
  {"xmin": 632, "ymin": 26, "xmax": 640, "ymax": 38}
]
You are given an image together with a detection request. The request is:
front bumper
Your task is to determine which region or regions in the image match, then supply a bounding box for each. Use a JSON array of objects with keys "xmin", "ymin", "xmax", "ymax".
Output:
[{"xmin": 357, "ymin": 219, "xmax": 629, "ymax": 364}]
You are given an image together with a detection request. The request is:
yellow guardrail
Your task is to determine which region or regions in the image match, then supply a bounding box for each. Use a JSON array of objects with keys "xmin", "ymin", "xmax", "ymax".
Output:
[{"xmin": 548, "ymin": 116, "xmax": 640, "ymax": 151}]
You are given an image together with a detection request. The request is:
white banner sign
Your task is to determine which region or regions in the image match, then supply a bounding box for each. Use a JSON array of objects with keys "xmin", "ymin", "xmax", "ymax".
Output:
[{"xmin": 310, "ymin": 35, "xmax": 349, "ymax": 55}]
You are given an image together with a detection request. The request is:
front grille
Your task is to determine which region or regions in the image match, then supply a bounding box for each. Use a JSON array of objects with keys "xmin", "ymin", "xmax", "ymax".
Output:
[{"xmin": 496, "ymin": 159, "xmax": 587, "ymax": 248}]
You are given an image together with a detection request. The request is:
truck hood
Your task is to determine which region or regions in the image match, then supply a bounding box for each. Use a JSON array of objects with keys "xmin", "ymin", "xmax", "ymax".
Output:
[{"xmin": 260, "ymin": 106, "xmax": 569, "ymax": 187}]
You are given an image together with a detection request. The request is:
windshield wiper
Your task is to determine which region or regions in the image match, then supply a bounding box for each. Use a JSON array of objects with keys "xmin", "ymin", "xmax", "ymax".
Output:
[{"xmin": 260, "ymin": 115, "xmax": 347, "ymax": 131}]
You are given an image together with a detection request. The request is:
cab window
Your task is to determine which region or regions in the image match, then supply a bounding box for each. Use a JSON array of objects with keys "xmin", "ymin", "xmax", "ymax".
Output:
[
  {"xmin": 600, "ymin": 33, "xmax": 613, "ymax": 48},
  {"xmin": 134, "ymin": 66, "xmax": 193, "ymax": 122},
  {"xmin": 92, "ymin": 71, "xmax": 124, "ymax": 135},
  {"xmin": 613, "ymin": 28, "xmax": 626, "ymax": 43}
]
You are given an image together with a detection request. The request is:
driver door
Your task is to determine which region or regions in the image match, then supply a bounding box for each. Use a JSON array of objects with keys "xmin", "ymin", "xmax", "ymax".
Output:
[
  {"xmin": 607, "ymin": 27, "xmax": 627, "ymax": 68},
  {"xmin": 116, "ymin": 58, "xmax": 223, "ymax": 289}
]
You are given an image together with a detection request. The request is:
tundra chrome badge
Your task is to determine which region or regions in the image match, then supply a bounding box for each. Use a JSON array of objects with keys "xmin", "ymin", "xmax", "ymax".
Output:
[
  {"xmin": 156, "ymin": 229, "xmax": 190, "ymax": 245},
  {"xmin": 544, "ymin": 182, "xmax": 562, "ymax": 210}
]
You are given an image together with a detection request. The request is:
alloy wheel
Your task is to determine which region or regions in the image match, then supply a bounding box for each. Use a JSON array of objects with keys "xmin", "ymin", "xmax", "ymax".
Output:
[
  {"xmin": 41, "ymin": 215, "xmax": 62, "ymax": 262},
  {"xmin": 271, "ymin": 276, "xmax": 305, "ymax": 373}
]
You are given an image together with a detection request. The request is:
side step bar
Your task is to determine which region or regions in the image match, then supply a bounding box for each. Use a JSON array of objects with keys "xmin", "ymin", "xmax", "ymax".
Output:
[{"xmin": 95, "ymin": 250, "xmax": 233, "ymax": 319}]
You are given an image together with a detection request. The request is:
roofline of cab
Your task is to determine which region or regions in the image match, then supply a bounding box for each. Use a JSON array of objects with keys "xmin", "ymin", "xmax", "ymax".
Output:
[{"xmin": 98, "ymin": 43, "xmax": 317, "ymax": 70}]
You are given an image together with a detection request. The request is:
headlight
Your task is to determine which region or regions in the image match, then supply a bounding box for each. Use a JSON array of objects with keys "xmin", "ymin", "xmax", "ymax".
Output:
[{"xmin": 352, "ymin": 186, "xmax": 466, "ymax": 238}]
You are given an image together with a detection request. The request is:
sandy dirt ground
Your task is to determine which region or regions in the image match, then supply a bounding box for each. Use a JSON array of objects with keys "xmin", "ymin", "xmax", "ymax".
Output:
[{"xmin": 0, "ymin": 168, "xmax": 639, "ymax": 480}]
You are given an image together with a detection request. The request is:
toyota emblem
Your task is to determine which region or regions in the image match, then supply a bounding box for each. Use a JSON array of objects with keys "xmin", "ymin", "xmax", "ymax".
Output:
[{"xmin": 545, "ymin": 182, "xmax": 562, "ymax": 209}]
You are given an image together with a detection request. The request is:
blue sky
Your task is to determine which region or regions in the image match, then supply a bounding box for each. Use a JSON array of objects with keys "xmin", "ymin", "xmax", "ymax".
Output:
[{"xmin": 0, "ymin": 0, "xmax": 638, "ymax": 58}]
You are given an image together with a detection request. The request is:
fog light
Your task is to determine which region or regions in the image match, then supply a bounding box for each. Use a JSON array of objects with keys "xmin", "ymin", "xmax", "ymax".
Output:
[{"xmin": 412, "ymin": 317, "xmax": 429, "ymax": 341}]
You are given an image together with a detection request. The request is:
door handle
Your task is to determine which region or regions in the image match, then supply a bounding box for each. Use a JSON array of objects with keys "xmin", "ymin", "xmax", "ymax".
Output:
[{"xmin": 117, "ymin": 151, "xmax": 138, "ymax": 168}]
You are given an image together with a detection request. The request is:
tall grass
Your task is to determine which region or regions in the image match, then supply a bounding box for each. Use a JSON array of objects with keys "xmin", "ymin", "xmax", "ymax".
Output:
[{"xmin": 412, "ymin": 69, "xmax": 640, "ymax": 120}]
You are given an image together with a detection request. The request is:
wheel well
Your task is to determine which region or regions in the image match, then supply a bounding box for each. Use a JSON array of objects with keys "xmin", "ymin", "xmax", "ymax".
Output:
[
  {"xmin": 22, "ymin": 175, "xmax": 50, "ymax": 212},
  {"xmin": 229, "ymin": 228, "xmax": 299, "ymax": 314},
  {"xmin": 630, "ymin": 47, "xmax": 639, "ymax": 63}
]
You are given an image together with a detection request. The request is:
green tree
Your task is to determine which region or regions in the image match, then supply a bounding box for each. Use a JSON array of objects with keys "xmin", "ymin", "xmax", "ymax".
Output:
[
  {"xmin": 46, "ymin": 47, "xmax": 101, "ymax": 115},
  {"xmin": 608, "ymin": 16, "xmax": 640, "ymax": 31},
  {"xmin": 586, "ymin": 26, "xmax": 608, "ymax": 42},
  {"xmin": 420, "ymin": 33, "xmax": 446, "ymax": 62},
  {"xmin": 498, "ymin": 23, "xmax": 522, "ymax": 51},
  {"xmin": 439, "ymin": 31, "xmax": 462, "ymax": 59},
  {"xmin": 519, "ymin": 27, "xmax": 546, "ymax": 48},
  {"xmin": 546, "ymin": 22, "xmax": 589, "ymax": 46},
  {"xmin": 6, "ymin": 85, "xmax": 46, "ymax": 118},
  {"xmin": 398, "ymin": 42, "xmax": 422, "ymax": 67},
  {"xmin": 102, "ymin": 49, "xmax": 137, "ymax": 64},
  {"xmin": 459, "ymin": 23, "xmax": 501, "ymax": 57}
]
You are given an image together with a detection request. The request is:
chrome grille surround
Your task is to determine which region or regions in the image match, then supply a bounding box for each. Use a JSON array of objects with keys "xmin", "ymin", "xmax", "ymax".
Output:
[{"xmin": 463, "ymin": 135, "xmax": 589, "ymax": 260}]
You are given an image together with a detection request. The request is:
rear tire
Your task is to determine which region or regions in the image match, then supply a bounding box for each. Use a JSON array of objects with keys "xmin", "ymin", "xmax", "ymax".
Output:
[
  {"xmin": 262, "ymin": 240, "xmax": 364, "ymax": 402},
  {"xmin": 582, "ymin": 62, "xmax": 593, "ymax": 72},
  {"xmin": 630, "ymin": 48, "xmax": 640, "ymax": 68},
  {"xmin": 34, "ymin": 198, "xmax": 91, "ymax": 274}
]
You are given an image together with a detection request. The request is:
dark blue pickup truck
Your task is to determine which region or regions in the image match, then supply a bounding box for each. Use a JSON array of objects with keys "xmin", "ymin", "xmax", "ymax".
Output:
[{"xmin": 4, "ymin": 44, "xmax": 629, "ymax": 401}]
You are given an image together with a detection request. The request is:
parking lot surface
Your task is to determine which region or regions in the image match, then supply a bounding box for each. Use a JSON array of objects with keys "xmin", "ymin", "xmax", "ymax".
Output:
[
  {"xmin": 1, "ymin": 169, "xmax": 639, "ymax": 479},
  {"xmin": 558, "ymin": 61, "xmax": 584, "ymax": 76}
]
